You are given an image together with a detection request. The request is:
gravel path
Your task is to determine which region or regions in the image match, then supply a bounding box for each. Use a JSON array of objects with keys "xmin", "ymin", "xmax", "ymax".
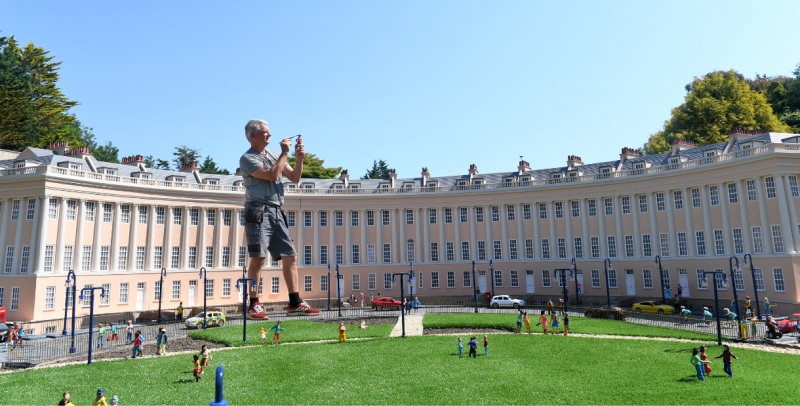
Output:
[{"xmin": 390, "ymin": 312, "xmax": 424, "ymax": 337}]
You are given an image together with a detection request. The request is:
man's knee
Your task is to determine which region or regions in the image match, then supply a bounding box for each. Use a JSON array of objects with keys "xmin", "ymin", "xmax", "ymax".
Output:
[{"xmin": 248, "ymin": 257, "xmax": 266, "ymax": 269}]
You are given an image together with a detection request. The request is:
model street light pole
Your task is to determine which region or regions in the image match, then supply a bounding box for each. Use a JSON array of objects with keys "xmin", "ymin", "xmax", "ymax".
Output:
[
  {"xmin": 742, "ymin": 254, "xmax": 762, "ymax": 320},
  {"xmin": 553, "ymin": 268, "xmax": 572, "ymax": 316},
  {"xmin": 79, "ymin": 286, "xmax": 107, "ymax": 365},
  {"xmin": 199, "ymin": 267, "xmax": 209, "ymax": 329},
  {"xmin": 236, "ymin": 278, "xmax": 256, "ymax": 342},
  {"xmin": 700, "ymin": 270, "xmax": 730, "ymax": 346},
  {"xmin": 472, "ymin": 261, "xmax": 478, "ymax": 314},
  {"xmin": 570, "ymin": 258, "xmax": 580, "ymax": 306},
  {"xmin": 392, "ymin": 263, "xmax": 414, "ymax": 337},
  {"xmin": 728, "ymin": 256, "xmax": 742, "ymax": 324},
  {"xmin": 63, "ymin": 270, "xmax": 76, "ymax": 336},
  {"xmin": 490, "ymin": 259, "xmax": 495, "ymax": 297},
  {"xmin": 157, "ymin": 268, "xmax": 167, "ymax": 323},
  {"xmin": 654, "ymin": 255, "xmax": 667, "ymax": 305},
  {"xmin": 603, "ymin": 259, "xmax": 614, "ymax": 308}
]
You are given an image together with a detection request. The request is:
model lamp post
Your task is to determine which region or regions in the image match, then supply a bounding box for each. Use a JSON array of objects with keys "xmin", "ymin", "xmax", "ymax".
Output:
[
  {"xmin": 235, "ymin": 278, "xmax": 256, "ymax": 342},
  {"xmin": 654, "ymin": 255, "xmax": 667, "ymax": 305},
  {"xmin": 472, "ymin": 261, "xmax": 479, "ymax": 314},
  {"xmin": 489, "ymin": 259, "xmax": 495, "ymax": 297},
  {"xmin": 78, "ymin": 286, "xmax": 107, "ymax": 365},
  {"xmin": 199, "ymin": 267, "xmax": 209, "ymax": 329},
  {"xmin": 728, "ymin": 256, "xmax": 742, "ymax": 324},
  {"xmin": 157, "ymin": 268, "xmax": 167, "ymax": 323},
  {"xmin": 391, "ymin": 263, "xmax": 414, "ymax": 337},
  {"xmin": 65, "ymin": 270, "xmax": 78, "ymax": 353},
  {"xmin": 553, "ymin": 268, "xmax": 572, "ymax": 316},
  {"xmin": 327, "ymin": 264, "xmax": 331, "ymax": 310},
  {"xmin": 336, "ymin": 264, "xmax": 342, "ymax": 317},
  {"xmin": 742, "ymin": 254, "xmax": 762, "ymax": 320},
  {"xmin": 603, "ymin": 259, "xmax": 614, "ymax": 308},
  {"xmin": 570, "ymin": 258, "xmax": 580, "ymax": 306},
  {"xmin": 699, "ymin": 270, "xmax": 729, "ymax": 346}
]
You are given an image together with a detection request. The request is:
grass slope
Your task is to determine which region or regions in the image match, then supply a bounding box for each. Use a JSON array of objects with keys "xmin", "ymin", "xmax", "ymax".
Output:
[
  {"xmin": 188, "ymin": 319, "xmax": 395, "ymax": 346},
  {"xmin": 0, "ymin": 335, "xmax": 796, "ymax": 405},
  {"xmin": 424, "ymin": 313, "xmax": 724, "ymax": 341}
]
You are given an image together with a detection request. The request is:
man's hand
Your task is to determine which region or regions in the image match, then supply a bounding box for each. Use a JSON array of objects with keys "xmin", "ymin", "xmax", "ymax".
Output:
[
  {"xmin": 295, "ymin": 141, "xmax": 305, "ymax": 162},
  {"xmin": 280, "ymin": 137, "xmax": 292, "ymax": 154}
]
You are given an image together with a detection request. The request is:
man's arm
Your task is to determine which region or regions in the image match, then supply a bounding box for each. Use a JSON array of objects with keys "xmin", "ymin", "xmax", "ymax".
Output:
[
  {"xmin": 248, "ymin": 137, "xmax": 293, "ymax": 182},
  {"xmin": 282, "ymin": 142, "xmax": 305, "ymax": 184}
]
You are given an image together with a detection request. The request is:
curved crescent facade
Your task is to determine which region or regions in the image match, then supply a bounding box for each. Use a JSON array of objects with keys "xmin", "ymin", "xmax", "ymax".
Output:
[{"xmin": 1, "ymin": 129, "xmax": 799, "ymax": 322}]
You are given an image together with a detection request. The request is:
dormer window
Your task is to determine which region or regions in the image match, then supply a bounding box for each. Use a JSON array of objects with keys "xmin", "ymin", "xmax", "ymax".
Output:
[
  {"xmin": 167, "ymin": 175, "xmax": 185, "ymax": 183},
  {"xmin": 349, "ymin": 184, "xmax": 360, "ymax": 190},
  {"xmin": 104, "ymin": 168, "xmax": 118, "ymax": 176},
  {"xmin": 380, "ymin": 183, "xmax": 390, "ymax": 190},
  {"xmin": 402, "ymin": 183, "xmax": 414, "ymax": 188},
  {"xmin": 704, "ymin": 151, "xmax": 716, "ymax": 158},
  {"xmin": 14, "ymin": 161, "xmax": 26, "ymax": 168},
  {"xmin": 426, "ymin": 181, "xmax": 438, "ymax": 187},
  {"xmin": 520, "ymin": 176, "xmax": 530, "ymax": 182},
  {"xmin": 334, "ymin": 184, "xmax": 343, "ymax": 189},
  {"xmin": 472, "ymin": 179, "xmax": 483, "ymax": 185},
  {"xmin": 301, "ymin": 183, "xmax": 315, "ymax": 189},
  {"xmin": 669, "ymin": 157, "xmax": 680, "ymax": 164},
  {"xmin": 740, "ymin": 143, "xmax": 752, "ymax": 150},
  {"xmin": 131, "ymin": 172, "xmax": 152, "ymax": 180},
  {"xmin": 455, "ymin": 180, "xmax": 467, "ymax": 190},
  {"xmin": 634, "ymin": 163, "xmax": 645, "ymax": 170},
  {"xmin": 287, "ymin": 184, "xmax": 297, "ymax": 189},
  {"xmin": 205, "ymin": 179, "xmax": 219, "ymax": 185},
  {"xmin": 233, "ymin": 180, "xmax": 243, "ymax": 187}
]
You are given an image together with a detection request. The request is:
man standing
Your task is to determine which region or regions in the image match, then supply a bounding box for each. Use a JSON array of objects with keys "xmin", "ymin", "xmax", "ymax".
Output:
[
  {"xmin": 176, "ymin": 302, "xmax": 184, "ymax": 321},
  {"xmin": 240, "ymin": 119, "xmax": 320, "ymax": 317}
]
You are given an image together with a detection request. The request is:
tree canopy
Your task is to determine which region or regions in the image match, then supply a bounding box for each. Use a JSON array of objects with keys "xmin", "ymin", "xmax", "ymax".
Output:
[
  {"xmin": 362, "ymin": 159, "xmax": 391, "ymax": 179},
  {"xmin": 287, "ymin": 153, "xmax": 341, "ymax": 179},
  {"xmin": 643, "ymin": 70, "xmax": 791, "ymax": 155},
  {"xmin": 172, "ymin": 145, "xmax": 201, "ymax": 170},
  {"xmin": 200, "ymin": 155, "xmax": 230, "ymax": 175}
]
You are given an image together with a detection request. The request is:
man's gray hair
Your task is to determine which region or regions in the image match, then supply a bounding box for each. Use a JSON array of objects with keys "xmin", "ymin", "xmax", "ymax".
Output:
[{"xmin": 245, "ymin": 119, "xmax": 268, "ymax": 141}]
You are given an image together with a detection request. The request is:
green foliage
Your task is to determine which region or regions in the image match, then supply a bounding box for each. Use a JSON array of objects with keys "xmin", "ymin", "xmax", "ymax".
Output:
[
  {"xmin": 172, "ymin": 145, "xmax": 201, "ymax": 169},
  {"xmin": 188, "ymin": 319, "xmax": 394, "ymax": 346},
  {"xmin": 780, "ymin": 110, "xmax": 800, "ymax": 134},
  {"xmin": 362, "ymin": 159, "xmax": 391, "ymax": 179},
  {"xmin": 287, "ymin": 153, "xmax": 341, "ymax": 179},
  {"xmin": 199, "ymin": 155, "xmax": 230, "ymax": 175},
  {"xmin": 644, "ymin": 70, "xmax": 791, "ymax": 155}
]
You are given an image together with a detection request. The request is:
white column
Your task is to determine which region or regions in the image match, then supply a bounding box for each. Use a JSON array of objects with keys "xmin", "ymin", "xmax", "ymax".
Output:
[
  {"xmin": 484, "ymin": 205, "xmax": 492, "ymax": 260},
  {"xmin": 516, "ymin": 203, "xmax": 523, "ymax": 261},
  {"xmin": 199, "ymin": 207, "xmax": 207, "ymax": 268},
  {"xmin": 754, "ymin": 177, "xmax": 774, "ymax": 253},
  {"xmin": 597, "ymin": 198, "xmax": 606, "ymax": 256},
  {"xmin": 128, "ymin": 204, "xmax": 139, "ymax": 270},
  {"xmin": 297, "ymin": 209, "xmax": 304, "ymax": 266},
  {"xmin": 92, "ymin": 200, "xmax": 104, "ymax": 271},
  {"xmin": 737, "ymin": 180, "xmax": 752, "ymax": 254},
  {"xmin": 422, "ymin": 208, "xmax": 429, "ymax": 263},
  {"xmin": 392, "ymin": 209, "xmax": 398, "ymax": 263},
  {"xmin": 717, "ymin": 183, "xmax": 732, "ymax": 256},
  {"xmin": 613, "ymin": 196, "xmax": 624, "ymax": 258},
  {"xmin": 700, "ymin": 185, "xmax": 713, "ymax": 256},
  {"xmin": 532, "ymin": 202, "xmax": 540, "ymax": 259},
  {"xmin": 682, "ymin": 188, "xmax": 695, "ymax": 257},
  {"xmin": 375, "ymin": 210, "xmax": 382, "ymax": 265},
  {"xmin": 781, "ymin": 174, "xmax": 800, "ymax": 252},
  {"xmin": 11, "ymin": 197, "xmax": 25, "ymax": 272},
  {"xmin": 774, "ymin": 174, "xmax": 796, "ymax": 253},
  {"xmin": 31, "ymin": 196, "xmax": 46, "ymax": 272},
  {"xmin": 146, "ymin": 205, "xmax": 157, "ymax": 270},
  {"xmin": 414, "ymin": 208, "xmax": 422, "ymax": 263},
  {"xmin": 580, "ymin": 199, "xmax": 589, "ymax": 259},
  {"xmin": 110, "ymin": 202, "xmax": 120, "ymax": 271},
  {"xmin": 454, "ymin": 207, "xmax": 462, "ymax": 262},
  {"xmin": 665, "ymin": 191, "xmax": 677, "ymax": 256},
  {"xmin": 438, "ymin": 207, "xmax": 445, "ymax": 261},
  {"xmin": 313, "ymin": 210, "xmax": 320, "ymax": 265},
  {"xmin": 631, "ymin": 195, "xmax": 641, "ymax": 258},
  {"xmin": 0, "ymin": 198, "xmax": 9, "ymax": 263},
  {"xmin": 547, "ymin": 201, "xmax": 556, "ymax": 259},
  {"xmin": 27, "ymin": 197, "xmax": 41, "ymax": 272},
  {"xmin": 215, "ymin": 208, "xmax": 224, "ymax": 267},
  {"xmin": 73, "ymin": 199, "xmax": 86, "ymax": 271},
  {"xmin": 360, "ymin": 209, "xmax": 367, "ymax": 264},
  {"xmin": 344, "ymin": 210, "xmax": 350, "ymax": 265},
  {"xmin": 647, "ymin": 193, "xmax": 658, "ymax": 255},
  {"xmin": 329, "ymin": 210, "xmax": 335, "ymax": 265},
  {"xmin": 399, "ymin": 209, "xmax": 405, "ymax": 263},
  {"xmin": 181, "ymin": 206, "xmax": 190, "ymax": 269},
  {"xmin": 564, "ymin": 201, "xmax": 573, "ymax": 258},
  {"xmin": 500, "ymin": 204, "xmax": 509, "ymax": 261},
  {"xmin": 165, "ymin": 206, "xmax": 174, "ymax": 268}
]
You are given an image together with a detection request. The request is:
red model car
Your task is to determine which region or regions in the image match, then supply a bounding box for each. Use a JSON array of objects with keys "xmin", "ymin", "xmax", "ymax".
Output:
[
  {"xmin": 371, "ymin": 297, "xmax": 402, "ymax": 310},
  {"xmin": 777, "ymin": 313, "xmax": 800, "ymax": 333}
]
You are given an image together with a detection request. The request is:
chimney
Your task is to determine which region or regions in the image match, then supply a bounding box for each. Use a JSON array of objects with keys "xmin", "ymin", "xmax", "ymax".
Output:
[
  {"xmin": 121, "ymin": 155, "xmax": 146, "ymax": 169},
  {"xmin": 619, "ymin": 147, "xmax": 640, "ymax": 162},
  {"xmin": 49, "ymin": 141, "xmax": 70, "ymax": 156},
  {"xmin": 421, "ymin": 167, "xmax": 430, "ymax": 187},
  {"xmin": 64, "ymin": 146, "xmax": 92, "ymax": 160},
  {"xmin": 468, "ymin": 164, "xmax": 479, "ymax": 184},
  {"xmin": 729, "ymin": 127, "xmax": 769, "ymax": 142},
  {"xmin": 389, "ymin": 168, "xmax": 397, "ymax": 188},
  {"xmin": 235, "ymin": 168, "xmax": 242, "ymax": 176},
  {"xmin": 566, "ymin": 155, "xmax": 583, "ymax": 168},
  {"xmin": 340, "ymin": 169, "xmax": 349, "ymax": 188},
  {"xmin": 670, "ymin": 139, "xmax": 695, "ymax": 155},
  {"xmin": 179, "ymin": 162, "xmax": 199, "ymax": 173},
  {"xmin": 517, "ymin": 160, "xmax": 530, "ymax": 175}
]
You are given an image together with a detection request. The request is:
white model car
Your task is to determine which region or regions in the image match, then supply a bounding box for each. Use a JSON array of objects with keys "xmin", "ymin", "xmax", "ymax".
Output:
[{"xmin": 490, "ymin": 295, "xmax": 525, "ymax": 309}]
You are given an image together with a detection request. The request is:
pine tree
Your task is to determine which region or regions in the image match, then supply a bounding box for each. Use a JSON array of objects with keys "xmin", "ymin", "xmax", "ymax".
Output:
[
  {"xmin": 287, "ymin": 153, "xmax": 341, "ymax": 179},
  {"xmin": 361, "ymin": 159, "xmax": 391, "ymax": 179}
]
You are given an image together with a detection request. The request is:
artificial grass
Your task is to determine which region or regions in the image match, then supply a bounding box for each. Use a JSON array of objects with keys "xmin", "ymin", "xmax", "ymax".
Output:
[
  {"xmin": 188, "ymin": 319, "xmax": 395, "ymax": 346},
  {"xmin": 423, "ymin": 313, "xmax": 725, "ymax": 341},
  {"xmin": 1, "ymin": 334, "xmax": 797, "ymax": 405}
]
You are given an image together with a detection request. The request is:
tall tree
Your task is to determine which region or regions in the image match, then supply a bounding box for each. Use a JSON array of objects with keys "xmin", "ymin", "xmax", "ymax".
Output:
[
  {"xmin": 286, "ymin": 153, "xmax": 341, "ymax": 179},
  {"xmin": 200, "ymin": 155, "xmax": 230, "ymax": 175},
  {"xmin": 362, "ymin": 159, "xmax": 391, "ymax": 179},
  {"xmin": 0, "ymin": 36, "xmax": 33, "ymax": 150},
  {"xmin": 172, "ymin": 145, "xmax": 201, "ymax": 169},
  {"xmin": 644, "ymin": 70, "xmax": 790, "ymax": 155}
]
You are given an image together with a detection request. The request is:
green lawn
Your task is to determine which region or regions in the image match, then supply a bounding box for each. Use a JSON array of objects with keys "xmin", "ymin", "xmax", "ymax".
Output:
[
  {"xmin": 188, "ymin": 319, "xmax": 395, "ymax": 346},
  {"xmin": 1, "ymin": 334, "xmax": 796, "ymax": 405},
  {"xmin": 423, "ymin": 313, "xmax": 725, "ymax": 341}
]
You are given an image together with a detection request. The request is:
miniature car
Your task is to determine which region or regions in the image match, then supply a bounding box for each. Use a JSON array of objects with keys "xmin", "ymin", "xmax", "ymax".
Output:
[
  {"xmin": 371, "ymin": 297, "xmax": 402, "ymax": 310},
  {"xmin": 777, "ymin": 313, "xmax": 800, "ymax": 333},
  {"xmin": 489, "ymin": 295, "xmax": 525, "ymax": 309},
  {"xmin": 185, "ymin": 311, "xmax": 226, "ymax": 329},
  {"xmin": 632, "ymin": 301, "xmax": 675, "ymax": 315},
  {"xmin": 584, "ymin": 307, "xmax": 628, "ymax": 321}
]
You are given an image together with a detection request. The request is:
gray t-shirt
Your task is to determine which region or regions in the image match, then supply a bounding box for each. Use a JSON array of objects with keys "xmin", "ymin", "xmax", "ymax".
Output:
[{"xmin": 239, "ymin": 148, "xmax": 286, "ymax": 207}]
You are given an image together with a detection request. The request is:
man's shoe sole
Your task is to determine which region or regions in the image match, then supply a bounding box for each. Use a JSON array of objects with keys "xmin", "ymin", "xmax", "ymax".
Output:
[{"xmin": 286, "ymin": 310, "xmax": 321, "ymax": 316}]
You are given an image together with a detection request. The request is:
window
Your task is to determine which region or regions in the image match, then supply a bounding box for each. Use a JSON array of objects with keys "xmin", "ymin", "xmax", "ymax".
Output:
[
  {"xmin": 63, "ymin": 246, "xmax": 74, "ymax": 271},
  {"xmin": 45, "ymin": 286, "xmax": 55, "ymax": 310},
  {"xmin": 769, "ymin": 268, "xmax": 785, "ymax": 292},
  {"xmin": 419, "ymin": 272, "xmax": 423, "ymax": 289},
  {"xmin": 712, "ymin": 229, "xmax": 724, "ymax": 255},
  {"xmin": 406, "ymin": 209, "xmax": 414, "ymax": 225},
  {"xmin": 383, "ymin": 244, "xmax": 391, "ymax": 263},
  {"xmin": 477, "ymin": 241, "xmax": 486, "ymax": 261},
  {"xmin": 656, "ymin": 193, "xmax": 665, "ymax": 211},
  {"xmin": 570, "ymin": 201, "xmax": 580, "ymax": 218},
  {"xmin": 542, "ymin": 270, "xmax": 551, "ymax": 287},
  {"xmin": 444, "ymin": 208, "xmax": 453, "ymax": 224},
  {"xmin": 493, "ymin": 240, "xmax": 502, "ymax": 260},
  {"xmin": 173, "ymin": 207, "xmax": 182, "ymax": 225},
  {"xmin": 446, "ymin": 271, "xmax": 455, "ymax": 288},
  {"xmin": 83, "ymin": 284, "xmax": 94, "ymax": 306},
  {"xmin": 428, "ymin": 209, "xmax": 436, "ymax": 225},
  {"xmin": 695, "ymin": 269, "xmax": 707, "ymax": 289},
  {"xmin": 446, "ymin": 242, "xmax": 454, "ymax": 262},
  {"xmin": 377, "ymin": 210, "xmax": 387, "ymax": 226},
  {"xmin": 638, "ymin": 195, "xmax": 648, "ymax": 213},
  {"xmin": 19, "ymin": 246, "xmax": 29, "ymax": 273},
  {"xmin": 606, "ymin": 236, "xmax": 617, "ymax": 258},
  {"xmin": 673, "ymin": 191, "xmax": 683, "ymax": 210},
  {"xmin": 302, "ymin": 245, "xmax": 312, "ymax": 266},
  {"xmin": 25, "ymin": 199, "xmax": 35, "ymax": 220},
  {"xmin": 677, "ymin": 232, "xmax": 688, "ymax": 256},
  {"xmin": 642, "ymin": 269, "xmax": 653, "ymax": 289},
  {"xmin": 431, "ymin": 271, "xmax": 440, "ymax": 288},
  {"xmin": 491, "ymin": 206, "xmax": 499, "ymax": 222},
  {"xmin": 771, "ymin": 225, "xmax": 784, "ymax": 253},
  {"xmin": 353, "ymin": 244, "xmax": 361, "ymax": 264},
  {"xmin": 588, "ymin": 199, "xmax": 597, "ymax": 216},
  {"xmin": 732, "ymin": 269, "xmax": 744, "ymax": 291},
  {"xmin": 139, "ymin": 206, "xmax": 148, "ymax": 224},
  {"xmin": 10, "ymin": 287, "xmax": 19, "ymax": 311},
  {"xmin": 363, "ymin": 273, "xmax": 374, "ymax": 290},
  {"xmin": 540, "ymin": 239, "xmax": 550, "ymax": 260},
  {"xmin": 48, "ymin": 198, "xmax": 58, "ymax": 219},
  {"xmin": 43, "ymin": 245, "xmax": 54, "ymax": 272},
  {"xmin": 384, "ymin": 273, "xmax": 393, "ymax": 289},
  {"xmin": 746, "ymin": 180, "xmax": 757, "ymax": 201},
  {"xmin": 271, "ymin": 277, "xmax": 280, "ymax": 294},
  {"xmin": 621, "ymin": 196, "xmax": 631, "ymax": 214},
  {"xmin": 732, "ymin": 228, "xmax": 744, "ymax": 255},
  {"xmin": 367, "ymin": 244, "xmax": 375, "ymax": 264},
  {"xmin": 714, "ymin": 270, "xmax": 726, "ymax": 290},
  {"xmin": 510, "ymin": 270, "xmax": 519, "ymax": 287},
  {"xmin": 462, "ymin": 241, "xmax": 471, "ymax": 261},
  {"xmin": 727, "ymin": 183, "xmax": 738, "ymax": 204},
  {"xmin": 286, "ymin": 211, "xmax": 295, "ymax": 227},
  {"xmin": 691, "ymin": 188, "xmax": 701, "ymax": 208},
  {"xmin": 171, "ymin": 247, "xmax": 181, "ymax": 269},
  {"xmin": 707, "ymin": 185, "xmax": 720, "ymax": 206},
  {"xmin": 591, "ymin": 269, "xmax": 600, "ymax": 288},
  {"xmin": 507, "ymin": 205, "xmax": 516, "ymax": 221},
  {"xmin": 539, "ymin": 203, "xmax": 547, "ymax": 219},
  {"xmin": 608, "ymin": 270, "xmax": 617, "ymax": 288},
  {"xmin": 154, "ymin": 246, "xmax": 163, "ymax": 269},
  {"xmin": 554, "ymin": 202, "xmax": 563, "ymax": 219},
  {"xmin": 640, "ymin": 234, "xmax": 652, "ymax": 257},
  {"xmin": 135, "ymin": 247, "xmax": 145, "ymax": 269},
  {"xmin": 153, "ymin": 206, "xmax": 165, "ymax": 225},
  {"xmin": 321, "ymin": 274, "xmax": 329, "ymax": 292},
  {"xmin": 752, "ymin": 226, "xmax": 764, "ymax": 254},
  {"xmin": 765, "ymin": 176, "xmax": 776, "ymax": 199},
  {"xmin": 604, "ymin": 198, "xmax": 613, "ymax": 216},
  {"xmin": 320, "ymin": 245, "xmax": 328, "ymax": 265},
  {"xmin": 790, "ymin": 175, "xmax": 800, "ymax": 197},
  {"xmin": 351, "ymin": 273, "xmax": 360, "ymax": 290},
  {"xmin": 492, "ymin": 269, "xmax": 503, "ymax": 287},
  {"xmin": 119, "ymin": 283, "xmax": 129, "ymax": 304},
  {"xmin": 118, "ymin": 247, "xmax": 127, "ymax": 270},
  {"xmin": 304, "ymin": 275, "xmax": 313, "ymax": 292},
  {"xmin": 351, "ymin": 210, "xmax": 359, "ymax": 227},
  {"xmin": 366, "ymin": 210, "xmax": 375, "ymax": 226},
  {"xmin": 695, "ymin": 231, "xmax": 706, "ymax": 256},
  {"xmin": 430, "ymin": 242, "xmax": 439, "ymax": 262},
  {"xmin": 190, "ymin": 208, "xmax": 199, "ymax": 225},
  {"xmin": 67, "ymin": 200, "xmax": 77, "ymax": 221},
  {"xmin": 590, "ymin": 237, "xmax": 600, "ymax": 258},
  {"xmin": 525, "ymin": 239, "xmax": 534, "ymax": 259},
  {"xmin": 238, "ymin": 246, "xmax": 246, "ymax": 267},
  {"xmin": 621, "ymin": 235, "xmax": 633, "ymax": 258},
  {"xmin": 404, "ymin": 241, "xmax": 413, "ymax": 262},
  {"xmin": 523, "ymin": 204, "xmax": 531, "ymax": 220},
  {"xmin": 332, "ymin": 211, "xmax": 342, "ymax": 227},
  {"xmin": 661, "ymin": 269, "xmax": 671, "ymax": 289},
  {"xmin": 103, "ymin": 203, "xmax": 112, "ymax": 223},
  {"xmin": 749, "ymin": 268, "xmax": 764, "ymax": 291},
  {"xmin": 557, "ymin": 238, "xmax": 566, "ymax": 259},
  {"xmin": 188, "ymin": 247, "xmax": 197, "ymax": 268},
  {"xmin": 258, "ymin": 278, "xmax": 264, "ymax": 294},
  {"xmin": 508, "ymin": 239, "xmax": 518, "ymax": 260},
  {"xmin": 335, "ymin": 245, "xmax": 344, "ymax": 265}
]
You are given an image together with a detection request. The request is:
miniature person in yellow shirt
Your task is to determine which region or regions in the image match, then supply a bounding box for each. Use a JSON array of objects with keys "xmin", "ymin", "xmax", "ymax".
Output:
[
  {"xmin": 338, "ymin": 322, "xmax": 346, "ymax": 342},
  {"xmin": 92, "ymin": 388, "xmax": 108, "ymax": 406}
]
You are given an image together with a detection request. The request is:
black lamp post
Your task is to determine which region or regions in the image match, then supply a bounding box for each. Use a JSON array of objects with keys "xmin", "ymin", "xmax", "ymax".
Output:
[
  {"xmin": 742, "ymin": 254, "xmax": 762, "ymax": 321},
  {"xmin": 63, "ymin": 270, "xmax": 76, "ymax": 336},
  {"xmin": 603, "ymin": 259, "xmax": 613, "ymax": 308},
  {"xmin": 199, "ymin": 267, "xmax": 208, "ymax": 329},
  {"xmin": 157, "ymin": 268, "xmax": 167, "ymax": 323},
  {"xmin": 236, "ymin": 278, "xmax": 256, "ymax": 342},
  {"xmin": 472, "ymin": 261, "xmax": 478, "ymax": 313},
  {"xmin": 489, "ymin": 259, "xmax": 495, "ymax": 297},
  {"xmin": 79, "ymin": 286, "xmax": 107, "ymax": 365},
  {"xmin": 65, "ymin": 270, "xmax": 77, "ymax": 353},
  {"xmin": 336, "ymin": 264, "xmax": 342, "ymax": 317},
  {"xmin": 553, "ymin": 268, "xmax": 572, "ymax": 316},
  {"xmin": 327, "ymin": 264, "xmax": 331, "ymax": 310},
  {"xmin": 570, "ymin": 258, "xmax": 580, "ymax": 306},
  {"xmin": 700, "ymin": 269, "xmax": 729, "ymax": 346},
  {"xmin": 654, "ymin": 255, "xmax": 667, "ymax": 305},
  {"xmin": 392, "ymin": 263, "xmax": 414, "ymax": 337},
  {"xmin": 728, "ymin": 256, "xmax": 742, "ymax": 324}
]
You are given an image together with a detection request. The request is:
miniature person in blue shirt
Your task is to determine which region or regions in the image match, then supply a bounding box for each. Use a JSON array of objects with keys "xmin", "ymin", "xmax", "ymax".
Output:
[{"xmin": 468, "ymin": 336, "xmax": 478, "ymax": 358}]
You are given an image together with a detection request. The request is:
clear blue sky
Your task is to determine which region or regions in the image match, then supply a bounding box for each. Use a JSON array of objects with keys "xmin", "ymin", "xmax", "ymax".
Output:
[{"xmin": 3, "ymin": 1, "xmax": 799, "ymax": 178}]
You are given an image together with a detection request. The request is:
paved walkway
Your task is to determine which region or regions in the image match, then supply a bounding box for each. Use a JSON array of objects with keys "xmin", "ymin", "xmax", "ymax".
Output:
[{"xmin": 390, "ymin": 310, "xmax": 424, "ymax": 337}]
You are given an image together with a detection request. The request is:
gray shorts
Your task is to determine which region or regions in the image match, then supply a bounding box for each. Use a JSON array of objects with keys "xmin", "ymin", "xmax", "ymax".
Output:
[{"xmin": 244, "ymin": 202, "xmax": 297, "ymax": 260}]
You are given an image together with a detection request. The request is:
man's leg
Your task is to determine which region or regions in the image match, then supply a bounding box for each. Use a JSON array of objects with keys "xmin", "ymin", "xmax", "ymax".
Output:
[
  {"xmin": 246, "ymin": 257, "xmax": 269, "ymax": 319},
  {"xmin": 284, "ymin": 256, "xmax": 321, "ymax": 315}
]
